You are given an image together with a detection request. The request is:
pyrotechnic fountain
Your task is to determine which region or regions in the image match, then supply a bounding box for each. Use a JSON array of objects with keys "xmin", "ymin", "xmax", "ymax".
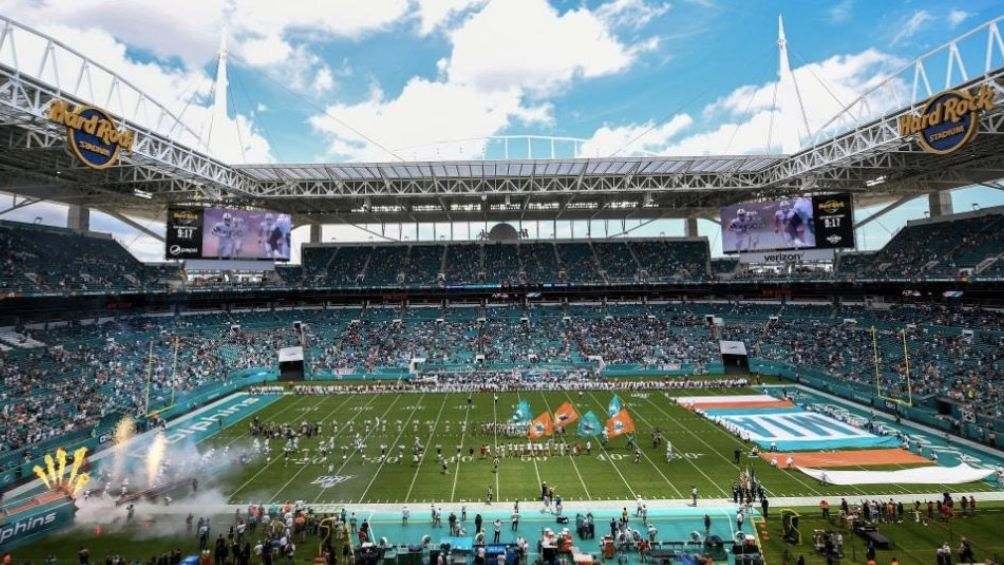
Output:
[
  {"xmin": 110, "ymin": 415, "xmax": 136, "ymax": 481},
  {"xmin": 0, "ymin": 448, "xmax": 89, "ymax": 551},
  {"xmin": 31, "ymin": 447, "xmax": 90, "ymax": 497},
  {"xmin": 145, "ymin": 432, "xmax": 168, "ymax": 488}
]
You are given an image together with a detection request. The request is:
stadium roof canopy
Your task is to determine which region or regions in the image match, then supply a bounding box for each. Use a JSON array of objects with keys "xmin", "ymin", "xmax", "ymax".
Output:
[{"xmin": 1, "ymin": 14, "xmax": 1003, "ymax": 225}]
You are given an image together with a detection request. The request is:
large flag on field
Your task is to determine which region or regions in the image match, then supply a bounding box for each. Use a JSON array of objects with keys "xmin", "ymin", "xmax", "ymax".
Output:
[
  {"xmin": 576, "ymin": 411, "xmax": 603, "ymax": 437},
  {"xmin": 527, "ymin": 411, "xmax": 554, "ymax": 439},
  {"xmin": 607, "ymin": 394, "xmax": 623, "ymax": 418},
  {"xmin": 511, "ymin": 400, "xmax": 532, "ymax": 423},
  {"xmin": 554, "ymin": 401, "xmax": 579, "ymax": 427},
  {"xmin": 605, "ymin": 409, "xmax": 636, "ymax": 438}
]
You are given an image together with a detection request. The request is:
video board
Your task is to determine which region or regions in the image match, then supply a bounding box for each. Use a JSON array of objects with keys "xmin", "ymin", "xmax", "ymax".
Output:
[
  {"xmin": 721, "ymin": 193, "xmax": 854, "ymax": 254},
  {"xmin": 165, "ymin": 206, "xmax": 292, "ymax": 261}
]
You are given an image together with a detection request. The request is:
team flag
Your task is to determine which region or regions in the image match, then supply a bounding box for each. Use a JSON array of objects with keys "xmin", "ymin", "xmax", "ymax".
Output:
[
  {"xmin": 512, "ymin": 400, "xmax": 532, "ymax": 423},
  {"xmin": 576, "ymin": 411, "xmax": 603, "ymax": 437},
  {"xmin": 554, "ymin": 401, "xmax": 580, "ymax": 427},
  {"xmin": 527, "ymin": 411, "xmax": 554, "ymax": 439},
  {"xmin": 605, "ymin": 409, "xmax": 636, "ymax": 438},
  {"xmin": 607, "ymin": 394, "xmax": 623, "ymax": 418}
]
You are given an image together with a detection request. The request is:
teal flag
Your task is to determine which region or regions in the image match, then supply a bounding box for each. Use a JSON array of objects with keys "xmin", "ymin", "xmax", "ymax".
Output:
[
  {"xmin": 577, "ymin": 411, "xmax": 603, "ymax": 437},
  {"xmin": 608, "ymin": 394, "xmax": 623, "ymax": 418},
  {"xmin": 512, "ymin": 400, "xmax": 531, "ymax": 423}
]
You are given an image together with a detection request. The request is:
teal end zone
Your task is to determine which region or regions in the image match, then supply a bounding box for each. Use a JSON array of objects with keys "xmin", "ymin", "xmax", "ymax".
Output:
[{"xmin": 161, "ymin": 392, "xmax": 283, "ymax": 446}]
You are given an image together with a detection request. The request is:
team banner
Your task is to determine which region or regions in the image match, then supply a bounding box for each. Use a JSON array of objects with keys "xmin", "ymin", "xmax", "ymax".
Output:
[
  {"xmin": 527, "ymin": 411, "xmax": 554, "ymax": 439},
  {"xmin": 554, "ymin": 401, "xmax": 579, "ymax": 427},
  {"xmin": 511, "ymin": 400, "xmax": 532, "ymax": 423},
  {"xmin": 165, "ymin": 207, "xmax": 204, "ymax": 259},
  {"xmin": 607, "ymin": 394, "xmax": 623, "ymax": 418},
  {"xmin": 577, "ymin": 411, "xmax": 603, "ymax": 437},
  {"xmin": 605, "ymin": 409, "xmax": 636, "ymax": 438}
]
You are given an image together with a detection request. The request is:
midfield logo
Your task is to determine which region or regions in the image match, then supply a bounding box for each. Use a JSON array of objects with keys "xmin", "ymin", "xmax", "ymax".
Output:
[{"xmin": 311, "ymin": 475, "xmax": 353, "ymax": 488}]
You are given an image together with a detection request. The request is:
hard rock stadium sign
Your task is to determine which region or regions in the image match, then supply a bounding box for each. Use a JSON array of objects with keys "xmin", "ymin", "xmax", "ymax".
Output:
[
  {"xmin": 47, "ymin": 100, "xmax": 135, "ymax": 169},
  {"xmin": 898, "ymin": 84, "xmax": 995, "ymax": 155}
]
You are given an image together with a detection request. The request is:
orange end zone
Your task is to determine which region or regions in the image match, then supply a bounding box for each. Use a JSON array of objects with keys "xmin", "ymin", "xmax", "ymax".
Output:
[
  {"xmin": 686, "ymin": 399, "xmax": 794, "ymax": 410},
  {"xmin": 758, "ymin": 448, "xmax": 932, "ymax": 468}
]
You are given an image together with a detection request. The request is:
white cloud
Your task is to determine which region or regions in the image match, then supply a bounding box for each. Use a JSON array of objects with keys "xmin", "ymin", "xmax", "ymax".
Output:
[
  {"xmin": 828, "ymin": 0, "xmax": 853, "ymax": 24},
  {"xmin": 3, "ymin": 0, "xmax": 405, "ymax": 103},
  {"xmin": 312, "ymin": 0, "xmax": 663, "ymax": 161},
  {"xmin": 414, "ymin": 0, "xmax": 487, "ymax": 35},
  {"xmin": 948, "ymin": 9, "xmax": 969, "ymax": 28},
  {"xmin": 4, "ymin": 0, "xmax": 412, "ymax": 65},
  {"xmin": 239, "ymin": 33, "xmax": 293, "ymax": 66},
  {"xmin": 310, "ymin": 78, "xmax": 550, "ymax": 161},
  {"xmin": 578, "ymin": 114, "xmax": 693, "ymax": 157},
  {"xmin": 582, "ymin": 47, "xmax": 904, "ymax": 157},
  {"xmin": 446, "ymin": 0, "xmax": 657, "ymax": 95},
  {"xmin": 892, "ymin": 10, "xmax": 934, "ymax": 45},
  {"xmin": 597, "ymin": 0, "xmax": 671, "ymax": 30}
]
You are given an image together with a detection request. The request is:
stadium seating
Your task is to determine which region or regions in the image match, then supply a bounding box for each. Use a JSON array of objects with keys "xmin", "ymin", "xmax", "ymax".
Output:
[
  {"xmin": 3, "ymin": 300, "xmax": 999, "ymax": 482},
  {"xmin": 838, "ymin": 210, "xmax": 1004, "ymax": 279},
  {"xmin": 0, "ymin": 221, "xmax": 156, "ymax": 294}
]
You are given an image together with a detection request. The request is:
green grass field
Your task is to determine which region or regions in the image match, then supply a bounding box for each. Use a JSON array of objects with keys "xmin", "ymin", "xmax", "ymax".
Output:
[{"xmin": 203, "ymin": 387, "xmax": 997, "ymax": 505}]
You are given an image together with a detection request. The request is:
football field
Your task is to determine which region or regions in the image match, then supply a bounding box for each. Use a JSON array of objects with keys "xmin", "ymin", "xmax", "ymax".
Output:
[{"xmin": 203, "ymin": 386, "xmax": 999, "ymax": 505}]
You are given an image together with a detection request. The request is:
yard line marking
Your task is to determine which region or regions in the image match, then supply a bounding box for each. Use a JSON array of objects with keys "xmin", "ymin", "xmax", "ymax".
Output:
[
  {"xmin": 450, "ymin": 395, "xmax": 474, "ymax": 502},
  {"xmin": 582, "ymin": 391, "xmax": 681, "ymax": 499},
  {"xmin": 490, "ymin": 392, "xmax": 502, "ymax": 501},
  {"xmin": 404, "ymin": 393, "xmax": 451, "ymax": 502},
  {"xmin": 558, "ymin": 393, "xmax": 636, "ymax": 499},
  {"xmin": 539, "ymin": 391, "xmax": 591, "ymax": 499},
  {"xmin": 515, "ymin": 390, "xmax": 543, "ymax": 494},
  {"xmin": 213, "ymin": 393, "xmax": 314, "ymax": 449},
  {"xmin": 640, "ymin": 395, "xmax": 823, "ymax": 497},
  {"xmin": 266, "ymin": 393, "xmax": 374, "ymax": 503},
  {"xmin": 358, "ymin": 393, "xmax": 428, "ymax": 503},
  {"xmin": 226, "ymin": 394, "xmax": 333, "ymax": 500},
  {"xmin": 312, "ymin": 393, "xmax": 405, "ymax": 504}
]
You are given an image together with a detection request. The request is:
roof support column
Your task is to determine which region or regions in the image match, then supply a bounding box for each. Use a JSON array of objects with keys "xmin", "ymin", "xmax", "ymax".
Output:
[
  {"xmin": 685, "ymin": 216, "xmax": 699, "ymax": 238},
  {"xmin": 928, "ymin": 191, "xmax": 953, "ymax": 217},
  {"xmin": 309, "ymin": 224, "xmax": 322, "ymax": 244},
  {"xmin": 67, "ymin": 205, "xmax": 90, "ymax": 233}
]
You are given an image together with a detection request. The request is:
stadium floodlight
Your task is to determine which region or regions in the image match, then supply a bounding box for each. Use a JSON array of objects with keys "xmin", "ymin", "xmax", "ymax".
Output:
[
  {"xmin": 133, "ymin": 189, "xmax": 153, "ymax": 199},
  {"xmin": 865, "ymin": 176, "xmax": 887, "ymax": 187}
]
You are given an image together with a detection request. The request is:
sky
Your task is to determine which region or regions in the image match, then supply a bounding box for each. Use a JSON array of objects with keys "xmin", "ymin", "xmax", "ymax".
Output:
[{"xmin": 1, "ymin": 0, "xmax": 1002, "ymax": 262}]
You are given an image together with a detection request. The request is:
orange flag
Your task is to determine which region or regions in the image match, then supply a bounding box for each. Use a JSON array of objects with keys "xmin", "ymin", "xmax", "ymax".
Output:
[
  {"xmin": 605, "ymin": 409, "xmax": 636, "ymax": 438},
  {"xmin": 527, "ymin": 411, "xmax": 554, "ymax": 439},
  {"xmin": 554, "ymin": 401, "xmax": 580, "ymax": 427}
]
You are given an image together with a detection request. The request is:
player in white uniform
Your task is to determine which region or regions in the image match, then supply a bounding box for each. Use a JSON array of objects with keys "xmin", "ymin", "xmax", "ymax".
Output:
[
  {"xmin": 727, "ymin": 208, "xmax": 761, "ymax": 252},
  {"xmin": 258, "ymin": 214, "xmax": 276, "ymax": 258},
  {"xmin": 210, "ymin": 213, "xmax": 245, "ymax": 259},
  {"xmin": 773, "ymin": 197, "xmax": 813, "ymax": 248}
]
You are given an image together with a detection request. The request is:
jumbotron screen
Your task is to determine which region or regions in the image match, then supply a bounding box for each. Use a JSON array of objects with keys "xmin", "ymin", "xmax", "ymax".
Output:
[
  {"xmin": 165, "ymin": 206, "xmax": 292, "ymax": 261},
  {"xmin": 720, "ymin": 193, "xmax": 854, "ymax": 254}
]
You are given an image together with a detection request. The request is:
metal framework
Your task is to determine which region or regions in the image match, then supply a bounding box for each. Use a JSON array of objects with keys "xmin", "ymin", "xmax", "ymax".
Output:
[{"xmin": 0, "ymin": 15, "xmax": 1002, "ymax": 224}]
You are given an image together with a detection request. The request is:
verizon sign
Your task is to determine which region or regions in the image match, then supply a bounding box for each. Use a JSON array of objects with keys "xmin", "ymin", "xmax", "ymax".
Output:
[{"xmin": 737, "ymin": 248, "xmax": 835, "ymax": 264}]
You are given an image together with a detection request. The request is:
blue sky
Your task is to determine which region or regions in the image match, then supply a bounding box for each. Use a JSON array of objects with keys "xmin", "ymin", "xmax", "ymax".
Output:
[{"xmin": 1, "ymin": 0, "xmax": 1002, "ymax": 261}]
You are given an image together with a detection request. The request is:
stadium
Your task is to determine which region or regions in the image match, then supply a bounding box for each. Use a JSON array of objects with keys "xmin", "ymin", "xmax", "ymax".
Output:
[{"xmin": 0, "ymin": 3, "xmax": 1002, "ymax": 565}]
